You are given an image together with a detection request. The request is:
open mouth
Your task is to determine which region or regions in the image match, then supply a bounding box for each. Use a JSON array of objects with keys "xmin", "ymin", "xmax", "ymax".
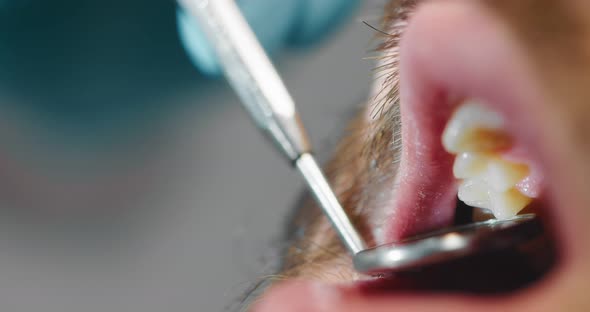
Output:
[
  {"xmin": 366, "ymin": 0, "xmax": 560, "ymax": 295},
  {"xmin": 253, "ymin": 1, "xmax": 586, "ymax": 311},
  {"xmin": 366, "ymin": 0, "xmax": 559, "ymax": 294},
  {"xmin": 381, "ymin": 1, "xmax": 548, "ymax": 242}
]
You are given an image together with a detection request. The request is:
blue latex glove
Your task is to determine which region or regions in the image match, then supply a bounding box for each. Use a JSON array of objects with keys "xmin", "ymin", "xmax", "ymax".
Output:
[
  {"xmin": 0, "ymin": 0, "xmax": 359, "ymax": 150},
  {"xmin": 177, "ymin": 0, "xmax": 359, "ymax": 76}
]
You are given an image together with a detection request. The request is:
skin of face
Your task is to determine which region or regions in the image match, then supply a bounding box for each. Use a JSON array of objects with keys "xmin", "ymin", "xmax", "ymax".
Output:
[{"xmin": 251, "ymin": 0, "xmax": 590, "ymax": 311}]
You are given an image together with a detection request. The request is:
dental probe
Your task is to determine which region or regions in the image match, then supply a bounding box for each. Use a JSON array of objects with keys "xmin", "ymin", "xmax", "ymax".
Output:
[
  {"xmin": 179, "ymin": 0, "xmax": 544, "ymax": 275},
  {"xmin": 178, "ymin": 0, "xmax": 366, "ymax": 255}
]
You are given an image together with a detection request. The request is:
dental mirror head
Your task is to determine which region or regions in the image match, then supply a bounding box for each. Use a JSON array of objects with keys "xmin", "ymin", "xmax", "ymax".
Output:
[{"xmin": 353, "ymin": 214, "xmax": 542, "ymax": 275}]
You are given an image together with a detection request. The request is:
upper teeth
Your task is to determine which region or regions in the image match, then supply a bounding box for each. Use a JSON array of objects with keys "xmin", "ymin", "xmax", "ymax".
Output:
[
  {"xmin": 442, "ymin": 101, "xmax": 511, "ymax": 154},
  {"xmin": 442, "ymin": 100, "xmax": 532, "ymax": 220}
]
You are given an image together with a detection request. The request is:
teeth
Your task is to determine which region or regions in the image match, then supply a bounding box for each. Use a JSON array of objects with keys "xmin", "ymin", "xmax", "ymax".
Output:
[
  {"xmin": 457, "ymin": 179, "xmax": 532, "ymax": 219},
  {"xmin": 486, "ymin": 158, "xmax": 529, "ymax": 192},
  {"xmin": 443, "ymin": 100, "xmax": 533, "ymax": 220},
  {"xmin": 458, "ymin": 178, "xmax": 491, "ymax": 209},
  {"xmin": 489, "ymin": 189, "xmax": 533, "ymax": 219},
  {"xmin": 442, "ymin": 100, "xmax": 511, "ymax": 154},
  {"xmin": 453, "ymin": 152, "xmax": 490, "ymax": 179}
]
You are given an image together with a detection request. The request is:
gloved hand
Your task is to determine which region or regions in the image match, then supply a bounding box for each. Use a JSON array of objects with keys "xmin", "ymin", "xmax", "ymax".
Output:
[
  {"xmin": 177, "ymin": 0, "xmax": 359, "ymax": 76},
  {"xmin": 0, "ymin": 0, "xmax": 359, "ymax": 148}
]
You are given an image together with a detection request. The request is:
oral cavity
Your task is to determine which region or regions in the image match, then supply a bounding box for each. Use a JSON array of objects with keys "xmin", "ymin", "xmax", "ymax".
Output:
[{"xmin": 442, "ymin": 100, "xmax": 533, "ymax": 220}]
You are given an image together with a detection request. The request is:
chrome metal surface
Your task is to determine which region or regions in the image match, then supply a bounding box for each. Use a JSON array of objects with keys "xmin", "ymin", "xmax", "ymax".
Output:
[
  {"xmin": 296, "ymin": 154, "xmax": 366, "ymax": 254},
  {"xmin": 353, "ymin": 214, "xmax": 540, "ymax": 275}
]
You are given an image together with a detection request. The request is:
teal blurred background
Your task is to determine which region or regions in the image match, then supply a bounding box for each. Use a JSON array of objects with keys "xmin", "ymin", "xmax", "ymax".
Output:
[{"xmin": 0, "ymin": 0, "xmax": 381, "ymax": 311}]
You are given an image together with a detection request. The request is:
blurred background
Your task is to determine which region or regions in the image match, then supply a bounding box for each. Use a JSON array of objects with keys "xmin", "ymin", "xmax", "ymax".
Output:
[{"xmin": 0, "ymin": 1, "xmax": 382, "ymax": 311}]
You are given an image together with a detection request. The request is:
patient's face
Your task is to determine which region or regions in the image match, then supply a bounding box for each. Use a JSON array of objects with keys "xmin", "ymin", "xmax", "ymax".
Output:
[{"xmin": 253, "ymin": 0, "xmax": 590, "ymax": 311}]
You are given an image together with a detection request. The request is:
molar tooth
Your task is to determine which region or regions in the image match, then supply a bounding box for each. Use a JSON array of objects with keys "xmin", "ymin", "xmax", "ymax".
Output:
[
  {"xmin": 457, "ymin": 178, "xmax": 491, "ymax": 210},
  {"xmin": 443, "ymin": 101, "xmax": 534, "ymax": 220},
  {"xmin": 489, "ymin": 189, "xmax": 533, "ymax": 220},
  {"xmin": 486, "ymin": 158, "xmax": 529, "ymax": 192},
  {"xmin": 442, "ymin": 100, "xmax": 511, "ymax": 153},
  {"xmin": 453, "ymin": 152, "xmax": 489, "ymax": 179}
]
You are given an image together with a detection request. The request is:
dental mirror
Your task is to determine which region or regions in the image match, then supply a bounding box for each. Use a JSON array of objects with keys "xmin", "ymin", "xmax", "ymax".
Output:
[
  {"xmin": 182, "ymin": 0, "xmax": 544, "ymax": 276},
  {"xmin": 353, "ymin": 214, "xmax": 542, "ymax": 275}
]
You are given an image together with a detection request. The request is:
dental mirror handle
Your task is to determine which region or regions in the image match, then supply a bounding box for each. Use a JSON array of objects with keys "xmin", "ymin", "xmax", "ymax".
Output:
[{"xmin": 179, "ymin": 0, "xmax": 367, "ymax": 255}]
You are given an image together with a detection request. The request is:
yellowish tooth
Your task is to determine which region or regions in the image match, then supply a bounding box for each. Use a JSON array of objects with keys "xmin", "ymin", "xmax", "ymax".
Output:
[
  {"xmin": 442, "ymin": 101, "xmax": 511, "ymax": 153},
  {"xmin": 443, "ymin": 100, "xmax": 534, "ymax": 221},
  {"xmin": 453, "ymin": 152, "xmax": 489, "ymax": 179},
  {"xmin": 486, "ymin": 158, "xmax": 529, "ymax": 192},
  {"xmin": 461, "ymin": 129, "xmax": 512, "ymax": 153},
  {"xmin": 489, "ymin": 188, "xmax": 532, "ymax": 220},
  {"xmin": 457, "ymin": 178, "xmax": 491, "ymax": 210}
]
